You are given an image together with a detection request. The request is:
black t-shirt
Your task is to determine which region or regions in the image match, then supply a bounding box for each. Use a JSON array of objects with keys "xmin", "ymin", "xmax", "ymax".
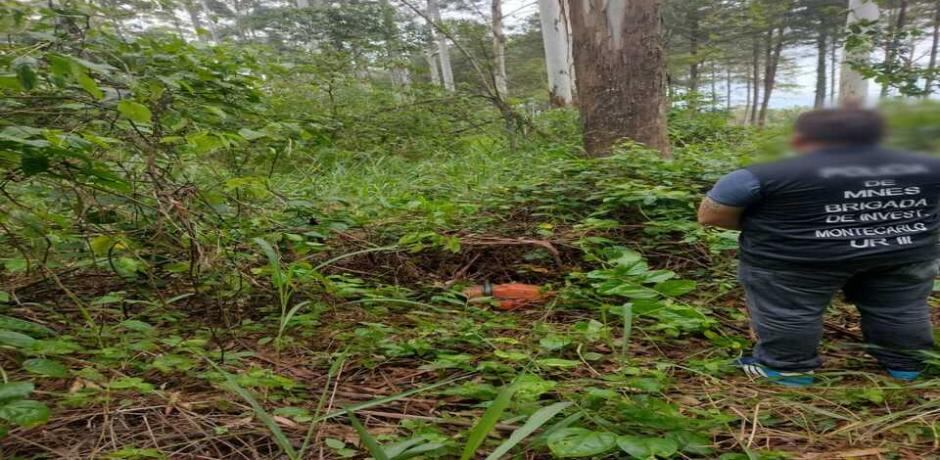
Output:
[{"xmin": 738, "ymin": 146, "xmax": 940, "ymax": 268}]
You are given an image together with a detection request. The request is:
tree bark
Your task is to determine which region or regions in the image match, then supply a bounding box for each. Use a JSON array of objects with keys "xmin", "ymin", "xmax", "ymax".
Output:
[
  {"xmin": 381, "ymin": 0, "xmax": 411, "ymax": 87},
  {"xmin": 814, "ymin": 27, "xmax": 828, "ymax": 108},
  {"xmin": 839, "ymin": 0, "xmax": 880, "ymax": 105},
  {"xmin": 881, "ymin": 0, "xmax": 908, "ymax": 98},
  {"xmin": 425, "ymin": 49, "xmax": 441, "ymax": 85},
  {"xmin": 688, "ymin": 6, "xmax": 700, "ymax": 98},
  {"xmin": 538, "ymin": 0, "xmax": 575, "ymax": 106},
  {"xmin": 184, "ymin": 0, "xmax": 209, "ymax": 42},
  {"xmin": 491, "ymin": 0, "xmax": 509, "ymax": 98},
  {"xmin": 758, "ymin": 26, "xmax": 785, "ymax": 127},
  {"xmin": 427, "ymin": 0, "xmax": 455, "ymax": 91},
  {"xmin": 569, "ymin": 0, "xmax": 669, "ymax": 156},
  {"xmin": 710, "ymin": 62, "xmax": 718, "ymax": 109},
  {"xmin": 744, "ymin": 69, "xmax": 751, "ymax": 123},
  {"xmin": 925, "ymin": 0, "xmax": 940, "ymax": 94},
  {"xmin": 726, "ymin": 66, "xmax": 732, "ymax": 111},
  {"xmin": 830, "ymin": 34, "xmax": 837, "ymax": 103},
  {"xmin": 749, "ymin": 37, "xmax": 760, "ymax": 125}
]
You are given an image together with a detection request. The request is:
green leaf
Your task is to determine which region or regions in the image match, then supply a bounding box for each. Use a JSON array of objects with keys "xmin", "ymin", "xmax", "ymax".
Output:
[
  {"xmin": 547, "ymin": 428, "xmax": 617, "ymax": 458},
  {"xmin": 348, "ymin": 413, "xmax": 389, "ymax": 460},
  {"xmin": 238, "ymin": 128, "xmax": 267, "ymax": 140},
  {"xmin": 654, "ymin": 280, "xmax": 697, "ymax": 297},
  {"xmin": 610, "ymin": 248, "xmax": 643, "ymax": 267},
  {"xmin": 0, "ymin": 399, "xmax": 50, "ymax": 427},
  {"xmin": 461, "ymin": 383, "xmax": 517, "ymax": 460},
  {"xmin": 75, "ymin": 69, "xmax": 104, "ymax": 100},
  {"xmin": 23, "ymin": 358, "xmax": 69, "ymax": 378},
  {"xmin": 324, "ymin": 438, "xmax": 346, "ymax": 450},
  {"xmin": 668, "ymin": 431, "xmax": 713, "ymax": 455},
  {"xmin": 0, "ymin": 382, "xmax": 34, "ymax": 401},
  {"xmin": 117, "ymin": 100, "xmax": 152, "ymax": 124},
  {"xmin": 119, "ymin": 319, "xmax": 154, "ymax": 333},
  {"xmin": 616, "ymin": 435, "xmax": 679, "ymax": 459},
  {"xmin": 383, "ymin": 436, "xmax": 446, "ymax": 459},
  {"xmin": 186, "ymin": 132, "xmax": 224, "ymax": 154},
  {"xmin": 535, "ymin": 358, "xmax": 581, "ymax": 369},
  {"xmin": 484, "ymin": 402, "xmax": 571, "ymax": 460},
  {"xmin": 0, "ymin": 75, "xmax": 22, "ymax": 90},
  {"xmin": 0, "ymin": 292, "xmax": 9, "ymax": 303},
  {"xmin": 0, "ymin": 315, "xmax": 54, "ymax": 337},
  {"xmin": 0, "ymin": 329, "xmax": 36, "ymax": 348},
  {"xmin": 14, "ymin": 60, "xmax": 37, "ymax": 90},
  {"xmin": 538, "ymin": 335, "xmax": 571, "ymax": 351},
  {"xmin": 20, "ymin": 154, "xmax": 50, "ymax": 175}
]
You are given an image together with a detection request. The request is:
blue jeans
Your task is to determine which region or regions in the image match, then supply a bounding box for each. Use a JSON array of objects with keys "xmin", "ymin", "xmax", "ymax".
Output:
[{"xmin": 738, "ymin": 259, "xmax": 939, "ymax": 372}]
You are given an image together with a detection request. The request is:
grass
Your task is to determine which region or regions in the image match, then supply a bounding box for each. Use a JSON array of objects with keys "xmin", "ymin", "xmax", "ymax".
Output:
[{"xmin": 3, "ymin": 127, "xmax": 940, "ymax": 459}]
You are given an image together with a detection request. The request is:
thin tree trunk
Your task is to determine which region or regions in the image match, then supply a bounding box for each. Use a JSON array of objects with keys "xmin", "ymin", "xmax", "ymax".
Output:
[
  {"xmin": 427, "ymin": 0, "xmax": 455, "ymax": 91},
  {"xmin": 538, "ymin": 0, "xmax": 575, "ymax": 106},
  {"xmin": 710, "ymin": 62, "xmax": 718, "ymax": 109},
  {"xmin": 425, "ymin": 50, "xmax": 441, "ymax": 85},
  {"xmin": 491, "ymin": 0, "xmax": 509, "ymax": 98},
  {"xmin": 881, "ymin": 0, "xmax": 908, "ymax": 97},
  {"xmin": 925, "ymin": 0, "xmax": 940, "ymax": 95},
  {"xmin": 688, "ymin": 7, "xmax": 700, "ymax": 100},
  {"xmin": 569, "ymin": 0, "xmax": 669, "ymax": 156},
  {"xmin": 199, "ymin": 0, "xmax": 219, "ymax": 41},
  {"xmin": 814, "ymin": 27, "xmax": 828, "ymax": 108},
  {"xmin": 840, "ymin": 0, "xmax": 880, "ymax": 104},
  {"xmin": 726, "ymin": 66, "xmax": 732, "ymax": 111},
  {"xmin": 830, "ymin": 35, "xmax": 837, "ymax": 103},
  {"xmin": 184, "ymin": 0, "xmax": 209, "ymax": 42},
  {"xmin": 381, "ymin": 0, "xmax": 411, "ymax": 87},
  {"xmin": 744, "ymin": 69, "xmax": 752, "ymax": 123},
  {"xmin": 749, "ymin": 37, "xmax": 760, "ymax": 125},
  {"xmin": 759, "ymin": 26, "xmax": 785, "ymax": 127}
]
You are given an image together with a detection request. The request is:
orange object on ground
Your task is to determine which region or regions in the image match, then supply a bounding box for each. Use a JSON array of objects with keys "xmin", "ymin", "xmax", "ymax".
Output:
[{"xmin": 463, "ymin": 282, "xmax": 551, "ymax": 311}]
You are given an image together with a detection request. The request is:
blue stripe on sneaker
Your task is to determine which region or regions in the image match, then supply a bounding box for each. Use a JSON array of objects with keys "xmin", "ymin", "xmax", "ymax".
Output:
[
  {"xmin": 887, "ymin": 369, "xmax": 921, "ymax": 381},
  {"xmin": 734, "ymin": 357, "xmax": 814, "ymax": 387}
]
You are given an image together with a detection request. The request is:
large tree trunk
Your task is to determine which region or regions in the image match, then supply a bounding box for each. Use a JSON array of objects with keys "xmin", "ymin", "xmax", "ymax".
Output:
[
  {"xmin": 491, "ymin": 0, "xmax": 509, "ymax": 98},
  {"xmin": 569, "ymin": 0, "xmax": 669, "ymax": 156},
  {"xmin": 758, "ymin": 26, "xmax": 785, "ymax": 127},
  {"xmin": 427, "ymin": 0, "xmax": 455, "ymax": 91},
  {"xmin": 814, "ymin": 27, "xmax": 828, "ymax": 108},
  {"xmin": 925, "ymin": 0, "xmax": 940, "ymax": 94},
  {"xmin": 538, "ymin": 0, "xmax": 575, "ymax": 106},
  {"xmin": 839, "ymin": 0, "xmax": 880, "ymax": 105}
]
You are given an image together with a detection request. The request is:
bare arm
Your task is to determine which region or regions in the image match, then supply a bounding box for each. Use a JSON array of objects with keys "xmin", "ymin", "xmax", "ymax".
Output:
[{"xmin": 697, "ymin": 197, "xmax": 744, "ymax": 230}]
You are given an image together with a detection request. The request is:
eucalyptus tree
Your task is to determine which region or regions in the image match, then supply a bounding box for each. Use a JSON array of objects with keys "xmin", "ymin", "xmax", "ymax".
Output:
[
  {"xmin": 537, "ymin": 0, "xmax": 575, "ymax": 106},
  {"xmin": 840, "ymin": 0, "xmax": 880, "ymax": 103},
  {"xmin": 569, "ymin": 0, "xmax": 669, "ymax": 156}
]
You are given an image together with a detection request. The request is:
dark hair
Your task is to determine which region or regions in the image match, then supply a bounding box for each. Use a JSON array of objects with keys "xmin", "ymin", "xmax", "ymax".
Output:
[{"xmin": 794, "ymin": 108, "xmax": 886, "ymax": 145}]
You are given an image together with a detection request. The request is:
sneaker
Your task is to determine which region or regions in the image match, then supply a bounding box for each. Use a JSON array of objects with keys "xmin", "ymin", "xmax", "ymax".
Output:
[
  {"xmin": 734, "ymin": 357, "xmax": 814, "ymax": 387},
  {"xmin": 886, "ymin": 369, "xmax": 921, "ymax": 381}
]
